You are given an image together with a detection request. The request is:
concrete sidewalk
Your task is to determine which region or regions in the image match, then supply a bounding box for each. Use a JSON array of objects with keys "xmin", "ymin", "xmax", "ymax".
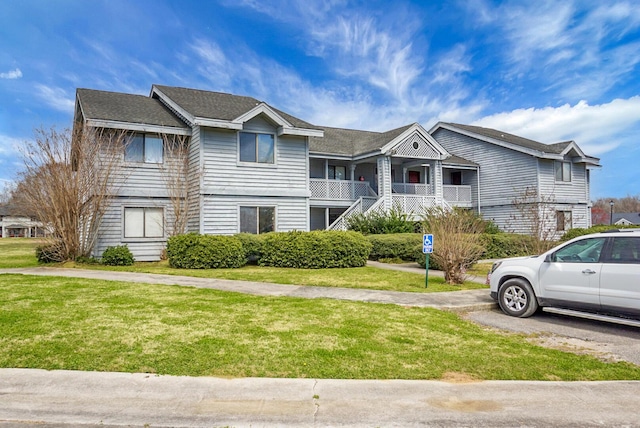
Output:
[
  {"xmin": 0, "ymin": 266, "xmax": 495, "ymax": 312},
  {"xmin": 2, "ymin": 368, "xmax": 640, "ymax": 427}
]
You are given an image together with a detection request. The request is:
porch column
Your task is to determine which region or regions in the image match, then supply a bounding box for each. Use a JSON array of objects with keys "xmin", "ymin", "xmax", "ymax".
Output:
[
  {"xmin": 350, "ymin": 163, "xmax": 356, "ymax": 199},
  {"xmin": 435, "ymin": 160, "xmax": 444, "ymax": 206},
  {"xmin": 377, "ymin": 156, "xmax": 393, "ymax": 211}
]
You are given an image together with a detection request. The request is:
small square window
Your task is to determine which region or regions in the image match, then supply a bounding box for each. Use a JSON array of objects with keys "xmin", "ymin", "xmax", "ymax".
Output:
[
  {"xmin": 239, "ymin": 132, "xmax": 274, "ymax": 164},
  {"xmin": 124, "ymin": 207, "xmax": 164, "ymax": 238},
  {"xmin": 240, "ymin": 206, "xmax": 275, "ymax": 234},
  {"xmin": 125, "ymin": 134, "xmax": 164, "ymax": 163},
  {"xmin": 556, "ymin": 210, "xmax": 572, "ymax": 231}
]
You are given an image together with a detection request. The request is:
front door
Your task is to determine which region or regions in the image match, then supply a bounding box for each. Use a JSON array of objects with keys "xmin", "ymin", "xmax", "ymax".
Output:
[{"xmin": 408, "ymin": 171, "xmax": 420, "ymax": 183}]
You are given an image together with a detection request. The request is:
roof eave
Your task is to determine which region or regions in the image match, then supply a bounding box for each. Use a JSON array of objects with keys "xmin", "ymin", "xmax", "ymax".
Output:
[{"xmin": 85, "ymin": 119, "xmax": 192, "ymax": 136}]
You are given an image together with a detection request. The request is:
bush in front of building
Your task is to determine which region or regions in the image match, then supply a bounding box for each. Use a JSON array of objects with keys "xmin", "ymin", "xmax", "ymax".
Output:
[
  {"xmin": 559, "ymin": 224, "xmax": 638, "ymax": 242},
  {"xmin": 367, "ymin": 233, "xmax": 422, "ymax": 262},
  {"xmin": 346, "ymin": 207, "xmax": 418, "ymax": 235},
  {"xmin": 101, "ymin": 245, "xmax": 135, "ymax": 266},
  {"xmin": 479, "ymin": 233, "xmax": 537, "ymax": 258},
  {"xmin": 166, "ymin": 233, "xmax": 246, "ymax": 269},
  {"xmin": 234, "ymin": 233, "xmax": 266, "ymax": 264},
  {"xmin": 259, "ymin": 230, "xmax": 372, "ymax": 268}
]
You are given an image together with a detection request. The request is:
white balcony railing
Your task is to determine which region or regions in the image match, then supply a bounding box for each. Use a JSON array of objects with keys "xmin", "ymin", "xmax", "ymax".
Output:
[
  {"xmin": 391, "ymin": 183, "xmax": 434, "ymax": 195},
  {"xmin": 310, "ymin": 179, "xmax": 375, "ymax": 200},
  {"xmin": 443, "ymin": 185, "xmax": 472, "ymax": 204}
]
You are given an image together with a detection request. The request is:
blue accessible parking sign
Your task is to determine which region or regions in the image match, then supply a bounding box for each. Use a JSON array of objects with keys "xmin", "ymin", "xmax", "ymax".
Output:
[{"xmin": 423, "ymin": 233, "xmax": 434, "ymax": 254}]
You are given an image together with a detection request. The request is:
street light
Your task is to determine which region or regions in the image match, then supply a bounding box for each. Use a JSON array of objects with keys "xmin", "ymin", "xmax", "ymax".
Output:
[{"xmin": 610, "ymin": 200, "xmax": 614, "ymax": 225}]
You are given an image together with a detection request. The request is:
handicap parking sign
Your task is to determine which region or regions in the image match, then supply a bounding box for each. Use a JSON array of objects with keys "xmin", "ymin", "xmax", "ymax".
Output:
[{"xmin": 422, "ymin": 234, "xmax": 433, "ymax": 254}]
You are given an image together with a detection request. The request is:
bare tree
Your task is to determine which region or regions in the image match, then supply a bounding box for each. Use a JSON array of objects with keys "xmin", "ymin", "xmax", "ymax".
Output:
[
  {"xmin": 509, "ymin": 186, "xmax": 558, "ymax": 254},
  {"xmin": 421, "ymin": 206, "xmax": 485, "ymax": 285},
  {"xmin": 160, "ymin": 134, "xmax": 191, "ymax": 237},
  {"xmin": 16, "ymin": 126, "xmax": 127, "ymax": 261}
]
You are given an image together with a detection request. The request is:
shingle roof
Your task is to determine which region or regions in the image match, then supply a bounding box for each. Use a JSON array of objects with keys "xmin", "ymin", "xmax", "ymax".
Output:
[
  {"xmin": 443, "ymin": 123, "xmax": 566, "ymax": 154},
  {"xmin": 310, "ymin": 124, "xmax": 414, "ymax": 156},
  {"xmin": 443, "ymin": 154, "xmax": 479, "ymax": 167},
  {"xmin": 613, "ymin": 212, "xmax": 640, "ymax": 224},
  {"xmin": 153, "ymin": 85, "xmax": 321, "ymax": 130},
  {"xmin": 77, "ymin": 89, "xmax": 188, "ymax": 129}
]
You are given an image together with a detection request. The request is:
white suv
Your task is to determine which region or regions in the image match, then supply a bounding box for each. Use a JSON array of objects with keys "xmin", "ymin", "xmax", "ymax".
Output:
[{"xmin": 488, "ymin": 229, "xmax": 640, "ymax": 319}]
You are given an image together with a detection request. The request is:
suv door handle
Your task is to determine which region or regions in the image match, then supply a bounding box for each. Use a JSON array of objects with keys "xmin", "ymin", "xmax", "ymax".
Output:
[{"xmin": 582, "ymin": 269, "xmax": 597, "ymax": 275}]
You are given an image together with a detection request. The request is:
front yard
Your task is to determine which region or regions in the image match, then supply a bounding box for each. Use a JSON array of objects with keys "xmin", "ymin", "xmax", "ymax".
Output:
[{"xmin": 2, "ymin": 238, "xmax": 639, "ymax": 380}]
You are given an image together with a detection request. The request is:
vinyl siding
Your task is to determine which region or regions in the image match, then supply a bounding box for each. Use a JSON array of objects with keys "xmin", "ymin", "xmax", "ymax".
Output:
[
  {"xmin": 187, "ymin": 126, "xmax": 202, "ymax": 233},
  {"xmin": 538, "ymin": 159, "xmax": 588, "ymax": 204},
  {"xmin": 432, "ymin": 129, "xmax": 538, "ymax": 206},
  {"xmin": 201, "ymin": 116, "xmax": 309, "ymax": 197},
  {"xmin": 202, "ymin": 195, "xmax": 308, "ymax": 234},
  {"xmin": 94, "ymin": 197, "xmax": 175, "ymax": 261}
]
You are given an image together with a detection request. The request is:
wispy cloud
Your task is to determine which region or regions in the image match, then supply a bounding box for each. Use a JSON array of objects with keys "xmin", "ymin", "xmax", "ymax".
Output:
[
  {"xmin": 0, "ymin": 68, "xmax": 22, "ymax": 79},
  {"xmin": 35, "ymin": 85, "xmax": 75, "ymax": 113},
  {"xmin": 472, "ymin": 96, "xmax": 640, "ymax": 156}
]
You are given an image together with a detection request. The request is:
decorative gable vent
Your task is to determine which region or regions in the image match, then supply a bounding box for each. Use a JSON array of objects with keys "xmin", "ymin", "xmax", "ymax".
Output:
[{"xmin": 393, "ymin": 132, "xmax": 440, "ymax": 159}]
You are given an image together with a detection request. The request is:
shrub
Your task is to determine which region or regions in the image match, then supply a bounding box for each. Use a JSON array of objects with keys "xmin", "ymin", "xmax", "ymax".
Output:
[
  {"xmin": 101, "ymin": 245, "xmax": 135, "ymax": 266},
  {"xmin": 367, "ymin": 233, "xmax": 422, "ymax": 261},
  {"xmin": 346, "ymin": 207, "xmax": 415, "ymax": 235},
  {"xmin": 35, "ymin": 244, "xmax": 60, "ymax": 263},
  {"xmin": 480, "ymin": 233, "xmax": 537, "ymax": 258},
  {"xmin": 167, "ymin": 233, "xmax": 246, "ymax": 269},
  {"xmin": 420, "ymin": 207, "xmax": 486, "ymax": 284},
  {"xmin": 234, "ymin": 233, "xmax": 265, "ymax": 264},
  {"xmin": 259, "ymin": 230, "xmax": 371, "ymax": 268},
  {"xmin": 559, "ymin": 224, "xmax": 638, "ymax": 242}
]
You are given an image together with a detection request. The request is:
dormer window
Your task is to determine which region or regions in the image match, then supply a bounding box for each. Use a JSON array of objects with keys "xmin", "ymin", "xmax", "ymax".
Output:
[
  {"xmin": 239, "ymin": 132, "xmax": 274, "ymax": 164},
  {"xmin": 555, "ymin": 161, "xmax": 571, "ymax": 182},
  {"xmin": 125, "ymin": 134, "xmax": 163, "ymax": 163}
]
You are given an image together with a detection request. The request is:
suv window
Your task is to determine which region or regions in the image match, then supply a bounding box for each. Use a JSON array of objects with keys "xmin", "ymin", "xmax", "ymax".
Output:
[
  {"xmin": 607, "ymin": 237, "xmax": 640, "ymax": 264},
  {"xmin": 551, "ymin": 237, "xmax": 606, "ymax": 263}
]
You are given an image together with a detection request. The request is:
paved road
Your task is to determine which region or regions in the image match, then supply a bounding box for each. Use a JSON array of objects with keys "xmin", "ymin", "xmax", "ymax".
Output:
[{"xmin": 2, "ymin": 369, "xmax": 640, "ymax": 427}]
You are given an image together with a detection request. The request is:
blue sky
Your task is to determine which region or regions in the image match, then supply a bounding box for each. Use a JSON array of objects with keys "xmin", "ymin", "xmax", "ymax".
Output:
[{"xmin": 1, "ymin": 0, "xmax": 639, "ymax": 198}]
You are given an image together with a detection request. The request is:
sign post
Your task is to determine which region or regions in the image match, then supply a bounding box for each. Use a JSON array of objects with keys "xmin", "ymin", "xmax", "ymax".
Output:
[{"xmin": 422, "ymin": 233, "xmax": 433, "ymax": 288}]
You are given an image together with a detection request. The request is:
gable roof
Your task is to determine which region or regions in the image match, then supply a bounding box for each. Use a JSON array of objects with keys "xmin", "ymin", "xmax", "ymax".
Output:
[
  {"xmin": 151, "ymin": 85, "xmax": 322, "ymax": 136},
  {"xmin": 431, "ymin": 122, "xmax": 600, "ymax": 166},
  {"xmin": 76, "ymin": 89, "xmax": 189, "ymax": 132},
  {"xmin": 310, "ymin": 124, "xmax": 413, "ymax": 156},
  {"xmin": 613, "ymin": 212, "xmax": 640, "ymax": 224}
]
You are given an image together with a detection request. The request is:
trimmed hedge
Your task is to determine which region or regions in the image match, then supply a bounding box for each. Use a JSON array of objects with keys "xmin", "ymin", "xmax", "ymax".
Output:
[
  {"xmin": 101, "ymin": 245, "xmax": 135, "ymax": 266},
  {"xmin": 479, "ymin": 233, "xmax": 537, "ymax": 258},
  {"xmin": 259, "ymin": 230, "xmax": 371, "ymax": 268},
  {"xmin": 166, "ymin": 233, "xmax": 246, "ymax": 269},
  {"xmin": 234, "ymin": 233, "xmax": 266, "ymax": 264},
  {"xmin": 559, "ymin": 224, "xmax": 639, "ymax": 242},
  {"xmin": 367, "ymin": 233, "xmax": 422, "ymax": 262}
]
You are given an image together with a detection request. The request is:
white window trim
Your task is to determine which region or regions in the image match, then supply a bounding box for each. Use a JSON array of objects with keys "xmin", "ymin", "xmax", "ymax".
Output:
[
  {"xmin": 554, "ymin": 161, "xmax": 572, "ymax": 183},
  {"xmin": 124, "ymin": 134, "xmax": 165, "ymax": 165},
  {"xmin": 238, "ymin": 205, "xmax": 277, "ymax": 234},
  {"xmin": 122, "ymin": 206, "xmax": 166, "ymax": 241},
  {"xmin": 237, "ymin": 131, "xmax": 278, "ymax": 168}
]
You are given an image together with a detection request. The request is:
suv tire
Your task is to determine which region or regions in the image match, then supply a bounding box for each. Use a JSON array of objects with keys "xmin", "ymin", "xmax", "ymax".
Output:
[{"xmin": 498, "ymin": 278, "xmax": 539, "ymax": 318}]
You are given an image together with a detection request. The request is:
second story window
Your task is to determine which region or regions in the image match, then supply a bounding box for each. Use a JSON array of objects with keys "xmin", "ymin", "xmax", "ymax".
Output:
[
  {"xmin": 555, "ymin": 161, "xmax": 571, "ymax": 182},
  {"xmin": 125, "ymin": 134, "xmax": 163, "ymax": 164},
  {"xmin": 239, "ymin": 132, "xmax": 274, "ymax": 164}
]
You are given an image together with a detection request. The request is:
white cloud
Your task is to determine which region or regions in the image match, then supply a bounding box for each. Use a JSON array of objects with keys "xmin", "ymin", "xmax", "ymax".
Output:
[
  {"xmin": 0, "ymin": 68, "xmax": 22, "ymax": 79},
  {"xmin": 471, "ymin": 97, "xmax": 640, "ymax": 156},
  {"xmin": 35, "ymin": 85, "xmax": 75, "ymax": 113}
]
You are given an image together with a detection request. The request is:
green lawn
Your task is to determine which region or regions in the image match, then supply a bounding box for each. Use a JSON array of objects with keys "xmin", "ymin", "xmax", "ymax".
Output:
[
  {"xmin": 0, "ymin": 238, "xmax": 44, "ymax": 268},
  {"xmin": 1, "ymin": 273, "xmax": 639, "ymax": 380}
]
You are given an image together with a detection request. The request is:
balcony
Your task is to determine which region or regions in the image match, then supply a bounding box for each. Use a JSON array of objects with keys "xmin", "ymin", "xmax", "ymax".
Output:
[
  {"xmin": 310, "ymin": 179, "xmax": 375, "ymax": 200},
  {"xmin": 443, "ymin": 185, "xmax": 472, "ymax": 207}
]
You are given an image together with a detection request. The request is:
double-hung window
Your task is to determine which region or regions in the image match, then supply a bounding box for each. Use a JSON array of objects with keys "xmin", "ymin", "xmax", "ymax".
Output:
[
  {"xmin": 555, "ymin": 161, "xmax": 571, "ymax": 182},
  {"xmin": 125, "ymin": 134, "xmax": 163, "ymax": 163},
  {"xmin": 240, "ymin": 206, "xmax": 275, "ymax": 234},
  {"xmin": 239, "ymin": 132, "xmax": 274, "ymax": 164},
  {"xmin": 124, "ymin": 207, "xmax": 164, "ymax": 238}
]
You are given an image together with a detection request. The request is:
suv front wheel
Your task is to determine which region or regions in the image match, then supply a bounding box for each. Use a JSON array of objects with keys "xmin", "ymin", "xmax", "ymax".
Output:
[{"xmin": 498, "ymin": 278, "xmax": 539, "ymax": 318}]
